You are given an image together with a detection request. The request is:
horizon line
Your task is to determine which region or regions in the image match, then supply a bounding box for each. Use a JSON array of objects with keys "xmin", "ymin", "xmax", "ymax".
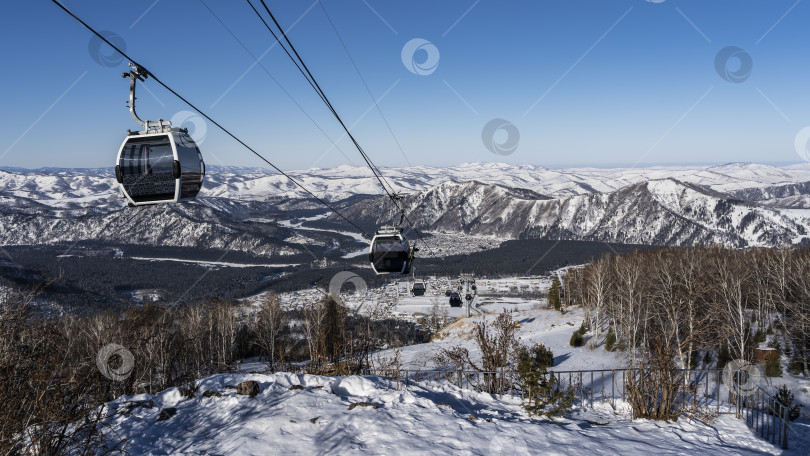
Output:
[{"xmin": 0, "ymin": 160, "xmax": 808, "ymax": 174}]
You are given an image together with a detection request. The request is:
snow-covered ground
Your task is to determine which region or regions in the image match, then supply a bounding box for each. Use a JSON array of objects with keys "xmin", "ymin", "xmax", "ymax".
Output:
[
  {"xmin": 128, "ymin": 257, "xmax": 300, "ymax": 268},
  {"xmin": 117, "ymin": 277, "xmax": 810, "ymax": 455},
  {"xmin": 90, "ymin": 286, "xmax": 810, "ymax": 455},
  {"xmin": 252, "ymin": 276, "xmax": 810, "ymax": 398},
  {"xmin": 372, "ymin": 305, "xmax": 627, "ymax": 373},
  {"xmin": 100, "ymin": 372, "xmax": 810, "ymax": 455}
]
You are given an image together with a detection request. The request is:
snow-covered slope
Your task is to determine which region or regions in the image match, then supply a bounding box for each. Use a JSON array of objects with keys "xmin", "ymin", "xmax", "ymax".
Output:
[
  {"xmin": 97, "ymin": 305, "xmax": 810, "ymax": 455},
  {"xmin": 0, "ymin": 198, "xmax": 305, "ymax": 256},
  {"xmin": 339, "ymin": 179, "xmax": 810, "ymax": 247},
  {"xmin": 100, "ymin": 371, "xmax": 805, "ymax": 455}
]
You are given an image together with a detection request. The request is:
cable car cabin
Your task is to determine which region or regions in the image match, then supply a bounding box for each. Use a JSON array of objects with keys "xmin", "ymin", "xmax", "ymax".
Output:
[
  {"xmin": 368, "ymin": 227, "xmax": 414, "ymax": 275},
  {"xmin": 114, "ymin": 131, "xmax": 205, "ymax": 206},
  {"xmin": 411, "ymin": 281, "xmax": 426, "ymax": 296}
]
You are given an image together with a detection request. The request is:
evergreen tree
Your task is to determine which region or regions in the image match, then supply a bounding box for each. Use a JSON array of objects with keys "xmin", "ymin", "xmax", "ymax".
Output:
[
  {"xmin": 774, "ymin": 385, "xmax": 803, "ymax": 421},
  {"xmin": 717, "ymin": 343, "xmax": 731, "ymax": 369},
  {"xmin": 549, "ymin": 276, "xmax": 562, "ymax": 312},
  {"xmin": 516, "ymin": 344, "xmax": 573, "ymax": 417},
  {"xmin": 605, "ymin": 326, "xmax": 617, "ymax": 352}
]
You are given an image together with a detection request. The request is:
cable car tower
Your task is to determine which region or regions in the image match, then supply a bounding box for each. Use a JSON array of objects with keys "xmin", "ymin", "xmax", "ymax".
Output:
[
  {"xmin": 114, "ymin": 63, "xmax": 205, "ymax": 206},
  {"xmin": 459, "ymin": 273, "xmax": 478, "ymax": 317}
]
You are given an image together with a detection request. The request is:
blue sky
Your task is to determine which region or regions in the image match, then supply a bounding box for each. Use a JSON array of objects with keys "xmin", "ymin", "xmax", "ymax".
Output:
[{"xmin": 1, "ymin": 0, "xmax": 809, "ymax": 170}]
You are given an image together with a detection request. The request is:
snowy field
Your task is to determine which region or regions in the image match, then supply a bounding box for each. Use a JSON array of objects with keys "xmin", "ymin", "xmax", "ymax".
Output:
[
  {"xmin": 254, "ymin": 276, "xmax": 551, "ymax": 318},
  {"xmin": 128, "ymin": 257, "xmax": 300, "ymax": 268},
  {"xmin": 385, "ymin": 295, "xmax": 541, "ymax": 319},
  {"xmin": 101, "ymin": 372, "xmax": 810, "ymax": 455},
  {"xmin": 379, "ymin": 306, "xmax": 628, "ymax": 373},
  {"xmin": 377, "ymin": 303, "xmax": 810, "ymax": 416}
]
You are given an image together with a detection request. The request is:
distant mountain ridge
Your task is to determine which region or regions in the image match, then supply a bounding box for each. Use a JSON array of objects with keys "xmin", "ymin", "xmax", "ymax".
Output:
[
  {"xmin": 1, "ymin": 162, "xmax": 809, "ymax": 251},
  {"xmin": 4, "ymin": 161, "xmax": 810, "ymax": 203},
  {"xmin": 334, "ymin": 178, "xmax": 810, "ymax": 248}
]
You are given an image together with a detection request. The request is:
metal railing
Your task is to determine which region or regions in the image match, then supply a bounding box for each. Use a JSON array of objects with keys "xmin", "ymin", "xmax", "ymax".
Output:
[
  {"xmin": 733, "ymin": 370, "xmax": 791, "ymax": 449},
  {"xmin": 364, "ymin": 367, "xmax": 792, "ymax": 449},
  {"xmin": 364, "ymin": 368, "xmax": 516, "ymax": 395},
  {"xmin": 365, "ymin": 368, "xmax": 729, "ymax": 408}
]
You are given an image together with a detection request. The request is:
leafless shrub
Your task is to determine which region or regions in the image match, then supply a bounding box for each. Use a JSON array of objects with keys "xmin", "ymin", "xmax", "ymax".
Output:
[
  {"xmin": 0, "ymin": 287, "xmax": 124, "ymax": 455},
  {"xmin": 624, "ymin": 326, "xmax": 684, "ymax": 420},
  {"xmin": 435, "ymin": 311, "xmax": 523, "ymax": 393}
]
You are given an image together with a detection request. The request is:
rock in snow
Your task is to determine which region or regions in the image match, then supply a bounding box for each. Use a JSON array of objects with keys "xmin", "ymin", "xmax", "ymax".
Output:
[{"xmin": 236, "ymin": 380, "xmax": 260, "ymax": 398}]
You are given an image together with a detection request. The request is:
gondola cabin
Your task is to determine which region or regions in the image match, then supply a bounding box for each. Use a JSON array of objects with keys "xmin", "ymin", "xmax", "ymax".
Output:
[
  {"xmin": 411, "ymin": 280, "xmax": 426, "ymax": 296},
  {"xmin": 114, "ymin": 130, "xmax": 205, "ymax": 206},
  {"xmin": 369, "ymin": 226, "xmax": 413, "ymax": 275}
]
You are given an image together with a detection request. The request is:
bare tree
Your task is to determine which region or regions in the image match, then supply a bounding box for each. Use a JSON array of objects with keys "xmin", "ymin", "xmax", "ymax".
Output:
[
  {"xmin": 302, "ymin": 297, "xmax": 328, "ymax": 372},
  {"xmin": 180, "ymin": 302, "xmax": 211, "ymax": 381},
  {"xmin": 611, "ymin": 251, "xmax": 647, "ymax": 359},
  {"xmin": 709, "ymin": 249, "xmax": 752, "ymax": 361},
  {"xmin": 788, "ymin": 249, "xmax": 810, "ymax": 375},
  {"xmin": 585, "ymin": 258, "xmax": 609, "ymax": 348},
  {"xmin": 0, "ymin": 289, "xmax": 123, "ymax": 454},
  {"xmin": 255, "ymin": 293, "xmax": 284, "ymax": 369},
  {"xmin": 677, "ymin": 247, "xmax": 713, "ymax": 368},
  {"xmin": 207, "ymin": 299, "xmax": 241, "ymax": 370},
  {"xmin": 765, "ymin": 247, "xmax": 794, "ymax": 355},
  {"xmin": 426, "ymin": 297, "xmax": 449, "ymax": 334}
]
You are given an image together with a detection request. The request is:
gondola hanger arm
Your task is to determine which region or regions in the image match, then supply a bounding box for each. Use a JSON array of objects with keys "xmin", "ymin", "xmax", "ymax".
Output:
[
  {"xmin": 122, "ymin": 63, "xmax": 147, "ymax": 128},
  {"xmin": 122, "ymin": 62, "xmax": 170, "ymax": 133}
]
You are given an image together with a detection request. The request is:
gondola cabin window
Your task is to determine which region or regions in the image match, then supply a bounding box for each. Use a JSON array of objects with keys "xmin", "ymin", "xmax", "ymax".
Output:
[
  {"xmin": 118, "ymin": 135, "xmax": 176, "ymax": 203},
  {"xmin": 176, "ymin": 134, "xmax": 204, "ymax": 199}
]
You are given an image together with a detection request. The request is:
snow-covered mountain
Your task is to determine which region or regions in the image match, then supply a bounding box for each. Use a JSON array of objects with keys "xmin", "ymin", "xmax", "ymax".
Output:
[
  {"xmin": 2, "ymin": 162, "xmax": 810, "ymax": 251},
  {"xmin": 6, "ymin": 162, "xmax": 810, "ymax": 205},
  {"xmin": 204, "ymin": 162, "xmax": 810, "ymax": 202},
  {"xmin": 0, "ymin": 198, "xmax": 298, "ymax": 255},
  {"xmin": 335, "ymin": 178, "xmax": 810, "ymax": 247}
]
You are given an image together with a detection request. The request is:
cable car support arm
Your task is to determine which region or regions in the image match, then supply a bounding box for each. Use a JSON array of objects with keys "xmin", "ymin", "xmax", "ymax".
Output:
[{"xmin": 123, "ymin": 63, "xmax": 170, "ymax": 134}]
